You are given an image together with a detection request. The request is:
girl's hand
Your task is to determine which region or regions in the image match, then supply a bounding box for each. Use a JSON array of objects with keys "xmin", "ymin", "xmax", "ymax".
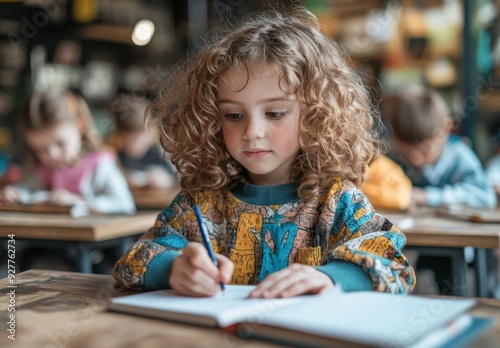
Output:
[
  {"xmin": 0, "ymin": 186, "xmax": 21, "ymax": 204},
  {"xmin": 410, "ymin": 187, "xmax": 426, "ymax": 207},
  {"xmin": 147, "ymin": 167, "xmax": 176, "ymax": 190},
  {"xmin": 249, "ymin": 263, "xmax": 334, "ymax": 298},
  {"xmin": 494, "ymin": 185, "xmax": 500, "ymax": 196},
  {"xmin": 170, "ymin": 242, "xmax": 233, "ymax": 297},
  {"xmin": 47, "ymin": 189, "xmax": 84, "ymax": 206}
]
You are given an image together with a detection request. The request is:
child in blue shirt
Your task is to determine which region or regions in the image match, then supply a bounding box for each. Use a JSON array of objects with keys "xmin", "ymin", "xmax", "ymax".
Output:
[
  {"xmin": 486, "ymin": 129, "xmax": 500, "ymax": 202},
  {"xmin": 387, "ymin": 85, "xmax": 496, "ymax": 209},
  {"xmin": 387, "ymin": 85, "xmax": 496, "ymax": 294}
]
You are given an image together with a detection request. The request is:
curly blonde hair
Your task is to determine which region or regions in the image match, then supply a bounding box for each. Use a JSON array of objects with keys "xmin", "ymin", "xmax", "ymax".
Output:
[{"xmin": 147, "ymin": 7, "xmax": 381, "ymax": 201}]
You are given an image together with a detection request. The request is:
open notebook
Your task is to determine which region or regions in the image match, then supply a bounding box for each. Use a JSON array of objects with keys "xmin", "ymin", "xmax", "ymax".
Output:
[
  {"xmin": 108, "ymin": 285, "xmax": 492, "ymax": 347},
  {"xmin": 0, "ymin": 191, "xmax": 90, "ymax": 218},
  {"xmin": 0, "ymin": 202, "xmax": 89, "ymax": 217}
]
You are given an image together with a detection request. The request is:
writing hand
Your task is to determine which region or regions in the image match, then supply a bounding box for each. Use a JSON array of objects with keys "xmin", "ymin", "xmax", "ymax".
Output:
[
  {"xmin": 146, "ymin": 167, "xmax": 176, "ymax": 190},
  {"xmin": 249, "ymin": 264, "xmax": 334, "ymax": 298},
  {"xmin": 410, "ymin": 187, "xmax": 426, "ymax": 207},
  {"xmin": 170, "ymin": 243, "xmax": 233, "ymax": 297},
  {"xmin": 47, "ymin": 189, "xmax": 84, "ymax": 206},
  {"xmin": 0, "ymin": 186, "xmax": 21, "ymax": 204}
]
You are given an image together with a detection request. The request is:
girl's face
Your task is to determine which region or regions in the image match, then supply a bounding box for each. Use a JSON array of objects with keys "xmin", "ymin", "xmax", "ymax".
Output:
[
  {"xmin": 219, "ymin": 64, "xmax": 300, "ymax": 186},
  {"xmin": 25, "ymin": 122, "xmax": 83, "ymax": 169},
  {"xmin": 119, "ymin": 130, "xmax": 155, "ymax": 158},
  {"xmin": 393, "ymin": 118, "xmax": 452, "ymax": 169}
]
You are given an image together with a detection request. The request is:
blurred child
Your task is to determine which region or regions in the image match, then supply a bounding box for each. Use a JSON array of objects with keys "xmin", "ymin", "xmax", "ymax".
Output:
[
  {"xmin": 113, "ymin": 8, "xmax": 415, "ymax": 297},
  {"xmin": 0, "ymin": 90, "xmax": 136, "ymax": 215},
  {"xmin": 360, "ymin": 154, "xmax": 412, "ymax": 211},
  {"xmin": 486, "ymin": 129, "xmax": 500, "ymax": 202},
  {"xmin": 110, "ymin": 94, "xmax": 178, "ymax": 190},
  {"xmin": 387, "ymin": 85, "xmax": 497, "ymax": 209},
  {"xmin": 486, "ymin": 130, "xmax": 500, "ymax": 293},
  {"xmin": 387, "ymin": 85, "xmax": 496, "ymax": 294}
]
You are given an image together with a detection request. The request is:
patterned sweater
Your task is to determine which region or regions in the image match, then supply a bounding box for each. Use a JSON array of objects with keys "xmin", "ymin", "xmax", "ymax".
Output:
[{"xmin": 113, "ymin": 178, "xmax": 415, "ymax": 294}]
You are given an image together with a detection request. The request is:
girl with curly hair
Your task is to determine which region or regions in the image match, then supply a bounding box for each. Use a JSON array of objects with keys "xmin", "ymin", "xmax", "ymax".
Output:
[{"xmin": 113, "ymin": 7, "xmax": 415, "ymax": 297}]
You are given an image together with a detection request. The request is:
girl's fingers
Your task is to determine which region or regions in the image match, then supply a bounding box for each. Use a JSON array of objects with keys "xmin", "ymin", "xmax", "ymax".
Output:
[
  {"xmin": 1, "ymin": 187, "xmax": 20, "ymax": 203},
  {"xmin": 183, "ymin": 243, "xmax": 220, "ymax": 278},
  {"xmin": 171, "ymin": 252, "xmax": 221, "ymax": 296},
  {"xmin": 275, "ymin": 272, "xmax": 334, "ymax": 298},
  {"xmin": 215, "ymin": 254, "xmax": 234, "ymax": 283},
  {"xmin": 178, "ymin": 266, "xmax": 223, "ymax": 296},
  {"xmin": 172, "ymin": 243, "xmax": 233, "ymax": 296},
  {"xmin": 249, "ymin": 267, "xmax": 294, "ymax": 298},
  {"xmin": 250, "ymin": 265, "xmax": 334, "ymax": 298}
]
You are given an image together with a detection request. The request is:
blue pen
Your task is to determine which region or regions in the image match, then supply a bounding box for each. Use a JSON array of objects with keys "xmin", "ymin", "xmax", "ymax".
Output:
[{"xmin": 193, "ymin": 204, "xmax": 226, "ymax": 294}]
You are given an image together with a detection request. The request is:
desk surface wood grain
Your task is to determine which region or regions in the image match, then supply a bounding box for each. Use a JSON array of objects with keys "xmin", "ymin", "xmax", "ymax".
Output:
[
  {"xmin": 0, "ymin": 270, "xmax": 279, "ymax": 348},
  {"xmin": 0, "ymin": 270, "xmax": 499, "ymax": 347},
  {"xmin": 382, "ymin": 210, "xmax": 500, "ymax": 249},
  {"xmin": 0, "ymin": 211, "xmax": 158, "ymax": 242}
]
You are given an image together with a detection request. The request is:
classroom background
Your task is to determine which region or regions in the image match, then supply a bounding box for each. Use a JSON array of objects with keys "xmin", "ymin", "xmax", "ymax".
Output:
[
  {"xmin": 1, "ymin": 0, "xmax": 499, "ymax": 166},
  {"xmin": 0, "ymin": 0, "xmax": 499, "ymax": 296}
]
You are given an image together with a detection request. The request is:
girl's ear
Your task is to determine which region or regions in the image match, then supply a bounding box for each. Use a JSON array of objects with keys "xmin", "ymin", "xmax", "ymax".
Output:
[
  {"xmin": 66, "ymin": 91, "xmax": 79, "ymax": 116},
  {"xmin": 66, "ymin": 91, "xmax": 87, "ymax": 132},
  {"xmin": 443, "ymin": 117, "xmax": 455, "ymax": 132}
]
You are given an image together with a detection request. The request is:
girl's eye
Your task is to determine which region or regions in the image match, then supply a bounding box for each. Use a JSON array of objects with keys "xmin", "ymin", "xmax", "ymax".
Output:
[
  {"xmin": 266, "ymin": 111, "xmax": 285, "ymax": 119},
  {"xmin": 225, "ymin": 113, "xmax": 243, "ymax": 121}
]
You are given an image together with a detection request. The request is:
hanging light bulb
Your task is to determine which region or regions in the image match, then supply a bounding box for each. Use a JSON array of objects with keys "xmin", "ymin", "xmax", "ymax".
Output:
[{"xmin": 132, "ymin": 19, "xmax": 155, "ymax": 46}]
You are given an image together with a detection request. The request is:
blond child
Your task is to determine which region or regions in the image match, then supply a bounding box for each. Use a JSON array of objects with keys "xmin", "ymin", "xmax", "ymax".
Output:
[
  {"xmin": 0, "ymin": 90, "xmax": 135, "ymax": 214},
  {"xmin": 113, "ymin": 8, "xmax": 415, "ymax": 297}
]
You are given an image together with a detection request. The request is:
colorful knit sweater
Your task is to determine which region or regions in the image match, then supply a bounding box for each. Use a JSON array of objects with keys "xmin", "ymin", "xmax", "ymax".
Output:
[{"xmin": 113, "ymin": 178, "xmax": 415, "ymax": 294}]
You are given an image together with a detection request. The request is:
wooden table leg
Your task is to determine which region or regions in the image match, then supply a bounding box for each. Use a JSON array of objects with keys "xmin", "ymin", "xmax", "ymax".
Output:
[{"xmin": 407, "ymin": 246, "xmax": 469, "ymax": 297}]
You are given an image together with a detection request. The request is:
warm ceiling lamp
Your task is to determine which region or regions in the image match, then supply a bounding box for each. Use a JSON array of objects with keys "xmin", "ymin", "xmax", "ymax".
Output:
[{"xmin": 132, "ymin": 19, "xmax": 155, "ymax": 46}]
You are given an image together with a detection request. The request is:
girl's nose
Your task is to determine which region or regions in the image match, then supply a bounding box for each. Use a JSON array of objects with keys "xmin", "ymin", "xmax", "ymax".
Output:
[
  {"xmin": 408, "ymin": 150, "xmax": 425, "ymax": 168},
  {"xmin": 47, "ymin": 146, "xmax": 63, "ymax": 161},
  {"xmin": 243, "ymin": 116, "xmax": 264, "ymax": 140}
]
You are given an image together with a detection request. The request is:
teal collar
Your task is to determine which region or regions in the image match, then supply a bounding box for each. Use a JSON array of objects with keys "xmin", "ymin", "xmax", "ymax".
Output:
[{"xmin": 231, "ymin": 181, "xmax": 300, "ymax": 205}]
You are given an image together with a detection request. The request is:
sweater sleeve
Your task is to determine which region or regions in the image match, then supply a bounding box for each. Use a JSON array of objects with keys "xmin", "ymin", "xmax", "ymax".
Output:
[
  {"xmin": 321, "ymin": 182, "xmax": 416, "ymax": 294},
  {"xmin": 113, "ymin": 194, "xmax": 190, "ymax": 290},
  {"xmin": 421, "ymin": 138, "xmax": 496, "ymax": 208},
  {"xmin": 486, "ymin": 154, "xmax": 500, "ymax": 187},
  {"xmin": 423, "ymin": 162, "xmax": 497, "ymax": 208},
  {"xmin": 359, "ymin": 155, "xmax": 412, "ymax": 211},
  {"xmin": 83, "ymin": 158, "xmax": 136, "ymax": 214}
]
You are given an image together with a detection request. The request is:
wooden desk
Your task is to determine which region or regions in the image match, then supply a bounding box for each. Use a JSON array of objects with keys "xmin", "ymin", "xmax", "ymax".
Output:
[
  {"xmin": 0, "ymin": 270, "xmax": 280, "ymax": 348},
  {"xmin": 0, "ymin": 211, "xmax": 158, "ymax": 273},
  {"xmin": 383, "ymin": 211, "xmax": 500, "ymax": 298},
  {"xmin": 132, "ymin": 188, "xmax": 180, "ymax": 210},
  {"xmin": 0, "ymin": 270, "xmax": 497, "ymax": 348},
  {"xmin": 404, "ymin": 215, "xmax": 500, "ymax": 249}
]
